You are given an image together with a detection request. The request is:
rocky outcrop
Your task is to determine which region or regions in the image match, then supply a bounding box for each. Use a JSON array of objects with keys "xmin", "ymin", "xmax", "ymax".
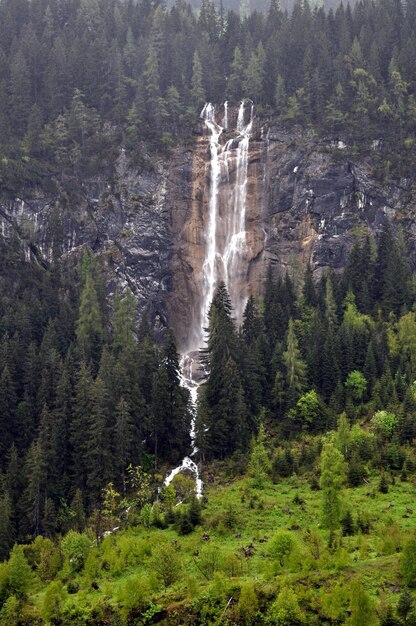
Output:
[
  {"xmin": 1, "ymin": 118, "xmax": 415, "ymax": 348},
  {"xmin": 167, "ymin": 118, "xmax": 416, "ymax": 351},
  {"xmin": 0, "ymin": 151, "xmax": 171, "ymax": 335}
]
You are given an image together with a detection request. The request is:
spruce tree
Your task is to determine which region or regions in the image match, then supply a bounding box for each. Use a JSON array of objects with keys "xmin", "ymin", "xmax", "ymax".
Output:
[
  {"xmin": 283, "ymin": 319, "xmax": 306, "ymax": 408},
  {"xmin": 320, "ymin": 441, "xmax": 346, "ymax": 532}
]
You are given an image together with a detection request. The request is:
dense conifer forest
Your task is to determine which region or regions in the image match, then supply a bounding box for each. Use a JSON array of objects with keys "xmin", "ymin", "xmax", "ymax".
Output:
[
  {"xmin": 2, "ymin": 0, "xmax": 416, "ymax": 623},
  {"xmin": 1, "ymin": 0, "xmax": 416, "ymax": 192},
  {"xmin": 1, "ymin": 224, "xmax": 416, "ymax": 624}
]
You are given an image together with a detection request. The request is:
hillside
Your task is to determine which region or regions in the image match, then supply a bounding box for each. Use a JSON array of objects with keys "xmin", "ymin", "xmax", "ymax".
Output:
[
  {"xmin": 2, "ymin": 456, "xmax": 416, "ymax": 624},
  {"xmin": 1, "ymin": 0, "xmax": 416, "ymax": 623}
]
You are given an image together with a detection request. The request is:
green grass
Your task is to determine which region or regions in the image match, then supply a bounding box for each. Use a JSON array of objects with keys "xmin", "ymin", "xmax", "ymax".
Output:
[{"xmin": 20, "ymin": 471, "xmax": 416, "ymax": 624}]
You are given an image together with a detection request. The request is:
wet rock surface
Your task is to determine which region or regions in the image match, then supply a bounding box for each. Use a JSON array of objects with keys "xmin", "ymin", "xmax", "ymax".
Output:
[
  {"xmin": 168, "ymin": 121, "xmax": 416, "ymax": 350},
  {"xmin": 0, "ymin": 151, "xmax": 171, "ymax": 335},
  {"xmin": 1, "ymin": 123, "xmax": 415, "ymax": 346}
]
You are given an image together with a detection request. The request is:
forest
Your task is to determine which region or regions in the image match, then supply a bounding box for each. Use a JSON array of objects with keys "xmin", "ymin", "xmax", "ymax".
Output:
[
  {"xmin": 1, "ymin": 224, "xmax": 416, "ymax": 624},
  {"xmin": 1, "ymin": 0, "xmax": 416, "ymax": 195},
  {"xmin": 2, "ymin": 0, "xmax": 416, "ymax": 623}
]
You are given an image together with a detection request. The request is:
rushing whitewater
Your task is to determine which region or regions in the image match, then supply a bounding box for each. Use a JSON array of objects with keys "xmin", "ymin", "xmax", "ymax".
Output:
[{"xmin": 164, "ymin": 101, "xmax": 253, "ymax": 497}]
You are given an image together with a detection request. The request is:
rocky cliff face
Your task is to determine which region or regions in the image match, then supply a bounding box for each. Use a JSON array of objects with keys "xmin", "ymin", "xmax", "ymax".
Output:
[
  {"xmin": 0, "ymin": 151, "xmax": 172, "ymax": 335},
  {"xmin": 168, "ymin": 118, "xmax": 416, "ymax": 351},
  {"xmin": 1, "ymin": 119, "xmax": 415, "ymax": 347}
]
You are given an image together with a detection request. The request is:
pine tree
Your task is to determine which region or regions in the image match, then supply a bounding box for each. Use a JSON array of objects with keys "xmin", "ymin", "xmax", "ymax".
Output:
[
  {"xmin": 283, "ymin": 319, "xmax": 306, "ymax": 408},
  {"xmin": 115, "ymin": 397, "xmax": 135, "ymax": 495},
  {"xmin": 0, "ymin": 491, "xmax": 14, "ymax": 561},
  {"xmin": 85, "ymin": 376, "xmax": 114, "ymax": 502},
  {"xmin": 0, "ymin": 366, "xmax": 16, "ymax": 464},
  {"xmin": 302, "ymin": 263, "xmax": 317, "ymax": 308},
  {"xmin": 22, "ymin": 439, "xmax": 47, "ymax": 537},
  {"xmin": 191, "ymin": 51, "xmax": 205, "ymax": 108},
  {"xmin": 112, "ymin": 289, "xmax": 137, "ymax": 356},
  {"xmin": 228, "ymin": 46, "xmax": 244, "ymax": 102},
  {"xmin": 76, "ymin": 265, "xmax": 104, "ymax": 367},
  {"xmin": 70, "ymin": 489, "xmax": 86, "ymax": 533},
  {"xmin": 71, "ymin": 361, "xmax": 94, "ymax": 492},
  {"xmin": 320, "ymin": 441, "xmax": 346, "ymax": 532},
  {"xmin": 248, "ymin": 424, "xmax": 271, "ymax": 488}
]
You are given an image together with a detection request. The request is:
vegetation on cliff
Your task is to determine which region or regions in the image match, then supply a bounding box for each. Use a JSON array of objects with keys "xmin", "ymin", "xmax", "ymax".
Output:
[
  {"xmin": 1, "ymin": 0, "xmax": 416, "ymax": 195},
  {"xmin": 0, "ymin": 223, "xmax": 416, "ymax": 624}
]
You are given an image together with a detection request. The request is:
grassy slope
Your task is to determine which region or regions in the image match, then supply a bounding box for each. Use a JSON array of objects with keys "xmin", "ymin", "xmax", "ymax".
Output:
[{"xmin": 26, "ymin": 470, "xmax": 416, "ymax": 624}]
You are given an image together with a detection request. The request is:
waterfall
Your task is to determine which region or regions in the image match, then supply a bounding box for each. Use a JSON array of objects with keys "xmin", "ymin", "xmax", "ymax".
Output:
[
  {"xmin": 164, "ymin": 101, "xmax": 253, "ymax": 498},
  {"xmin": 223, "ymin": 101, "xmax": 253, "ymax": 323}
]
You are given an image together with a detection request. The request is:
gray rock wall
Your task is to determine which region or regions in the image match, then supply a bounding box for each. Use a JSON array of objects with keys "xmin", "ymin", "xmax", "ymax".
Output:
[{"xmin": 1, "ymin": 124, "xmax": 415, "ymax": 344}]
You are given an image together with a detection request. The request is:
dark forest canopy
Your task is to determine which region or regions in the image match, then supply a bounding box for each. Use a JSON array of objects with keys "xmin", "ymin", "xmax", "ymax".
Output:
[
  {"xmin": 0, "ymin": 225, "xmax": 416, "ymax": 556},
  {"xmin": 0, "ymin": 0, "xmax": 416, "ymax": 194}
]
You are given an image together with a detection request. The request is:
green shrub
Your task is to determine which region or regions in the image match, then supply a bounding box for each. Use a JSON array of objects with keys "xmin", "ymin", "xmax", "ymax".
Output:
[
  {"xmin": 401, "ymin": 535, "xmax": 416, "ymax": 587},
  {"xmin": 238, "ymin": 582, "xmax": 258, "ymax": 625},
  {"xmin": 269, "ymin": 531, "xmax": 295, "ymax": 567},
  {"xmin": 61, "ymin": 530, "xmax": 91, "ymax": 574},
  {"xmin": 151, "ymin": 542, "xmax": 182, "ymax": 587},
  {"xmin": 0, "ymin": 595, "xmax": 20, "ymax": 626},
  {"xmin": 195, "ymin": 544, "xmax": 222, "ymax": 581},
  {"xmin": 116, "ymin": 575, "xmax": 150, "ymax": 621},
  {"xmin": 41, "ymin": 580, "xmax": 66, "ymax": 624},
  {"xmin": 266, "ymin": 587, "xmax": 305, "ymax": 625},
  {"xmin": 26, "ymin": 536, "xmax": 61, "ymax": 581},
  {"xmin": 5, "ymin": 546, "xmax": 34, "ymax": 600}
]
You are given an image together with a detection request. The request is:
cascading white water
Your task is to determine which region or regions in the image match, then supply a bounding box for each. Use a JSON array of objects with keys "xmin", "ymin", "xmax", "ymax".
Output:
[
  {"xmin": 223, "ymin": 101, "xmax": 228, "ymax": 131},
  {"xmin": 164, "ymin": 101, "xmax": 253, "ymax": 498},
  {"xmin": 200, "ymin": 103, "xmax": 224, "ymax": 343},
  {"xmin": 223, "ymin": 101, "xmax": 253, "ymax": 323},
  {"xmin": 164, "ymin": 354, "xmax": 203, "ymax": 498}
]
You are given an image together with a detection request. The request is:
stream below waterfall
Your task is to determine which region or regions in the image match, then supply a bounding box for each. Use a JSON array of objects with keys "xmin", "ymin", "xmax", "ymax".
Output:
[{"xmin": 164, "ymin": 101, "xmax": 253, "ymax": 498}]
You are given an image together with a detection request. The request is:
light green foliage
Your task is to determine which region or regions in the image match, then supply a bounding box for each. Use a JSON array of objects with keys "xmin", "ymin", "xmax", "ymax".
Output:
[
  {"xmin": 380, "ymin": 523, "xmax": 402, "ymax": 556},
  {"xmin": 349, "ymin": 425, "xmax": 376, "ymax": 461},
  {"xmin": 127, "ymin": 465, "xmax": 152, "ymax": 509},
  {"xmin": 151, "ymin": 542, "xmax": 182, "ymax": 587},
  {"xmin": 0, "ymin": 564, "xmax": 8, "ymax": 604},
  {"xmin": 335, "ymin": 413, "xmax": 351, "ymax": 457},
  {"xmin": 6, "ymin": 545, "xmax": 34, "ymax": 600},
  {"xmin": 238, "ymin": 582, "xmax": 259, "ymax": 625},
  {"xmin": 116, "ymin": 575, "xmax": 150, "ymax": 621},
  {"xmin": 401, "ymin": 535, "xmax": 416, "ymax": 587},
  {"xmin": 248, "ymin": 424, "xmax": 271, "ymax": 488},
  {"xmin": 195, "ymin": 544, "xmax": 222, "ymax": 580},
  {"xmin": 320, "ymin": 583, "xmax": 347, "ymax": 623},
  {"xmin": 349, "ymin": 577, "xmax": 376, "ymax": 626},
  {"xmin": 396, "ymin": 312, "xmax": 416, "ymax": 376},
  {"xmin": 27, "ymin": 536, "xmax": 61, "ymax": 582},
  {"xmin": 267, "ymin": 587, "xmax": 304, "ymax": 625},
  {"xmin": 82, "ymin": 546, "xmax": 101, "ymax": 583},
  {"xmin": 160, "ymin": 484, "xmax": 176, "ymax": 511},
  {"xmin": 289, "ymin": 389, "xmax": 321, "ymax": 431},
  {"xmin": 0, "ymin": 595, "xmax": 20, "ymax": 626},
  {"xmin": 61, "ymin": 530, "xmax": 91, "ymax": 574},
  {"xmin": 371, "ymin": 411, "xmax": 398, "ymax": 441},
  {"xmin": 171, "ymin": 474, "xmax": 195, "ymax": 502},
  {"xmin": 140, "ymin": 503, "xmax": 152, "ymax": 528},
  {"xmin": 320, "ymin": 441, "xmax": 346, "ymax": 531},
  {"xmin": 41, "ymin": 580, "xmax": 66, "ymax": 624},
  {"xmin": 102, "ymin": 482, "xmax": 122, "ymax": 530},
  {"xmin": 269, "ymin": 531, "xmax": 295, "ymax": 567},
  {"xmin": 345, "ymin": 370, "xmax": 367, "ymax": 402}
]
